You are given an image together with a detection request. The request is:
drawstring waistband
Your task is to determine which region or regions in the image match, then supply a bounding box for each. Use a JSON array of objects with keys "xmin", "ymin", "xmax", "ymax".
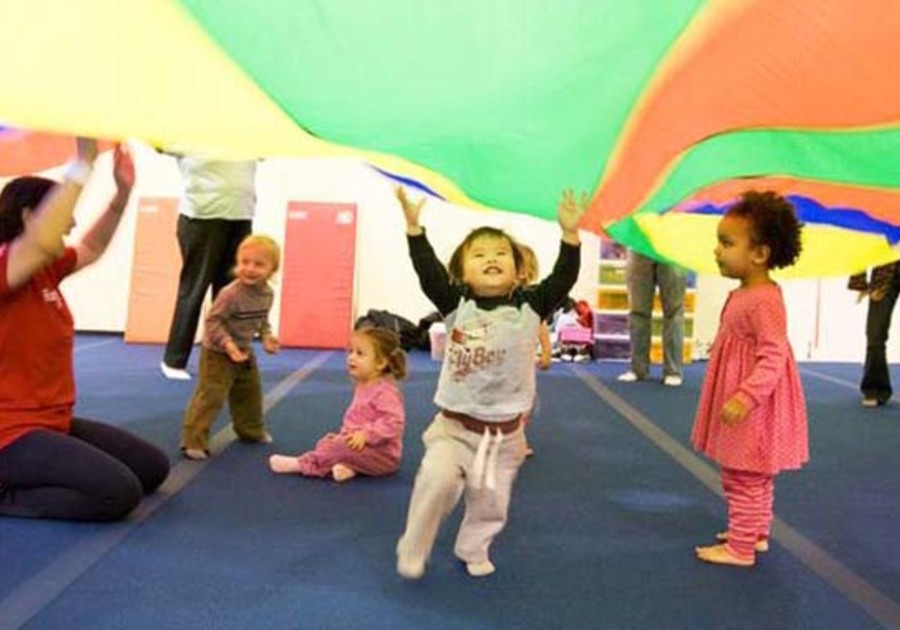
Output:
[{"xmin": 471, "ymin": 427, "xmax": 504, "ymax": 490}]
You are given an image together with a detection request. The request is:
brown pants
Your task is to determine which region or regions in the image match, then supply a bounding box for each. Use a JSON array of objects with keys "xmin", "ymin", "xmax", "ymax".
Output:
[{"xmin": 180, "ymin": 347, "xmax": 266, "ymax": 451}]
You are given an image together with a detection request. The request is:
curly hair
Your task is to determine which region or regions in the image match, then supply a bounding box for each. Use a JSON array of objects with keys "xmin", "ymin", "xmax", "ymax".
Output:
[
  {"xmin": 0, "ymin": 176, "xmax": 57, "ymax": 245},
  {"xmin": 446, "ymin": 226, "xmax": 523, "ymax": 285},
  {"xmin": 726, "ymin": 190, "xmax": 803, "ymax": 269}
]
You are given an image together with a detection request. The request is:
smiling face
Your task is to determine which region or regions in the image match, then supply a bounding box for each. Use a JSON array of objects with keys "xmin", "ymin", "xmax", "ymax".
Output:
[
  {"xmin": 346, "ymin": 331, "xmax": 387, "ymax": 383},
  {"xmin": 460, "ymin": 234, "xmax": 518, "ymax": 297},
  {"xmin": 235, "ymin": 244, "xmax": 277, "ymax": 287},
  {"xmin": 714, "ymin": 214, "xmax": 769, "ymax": 284}
]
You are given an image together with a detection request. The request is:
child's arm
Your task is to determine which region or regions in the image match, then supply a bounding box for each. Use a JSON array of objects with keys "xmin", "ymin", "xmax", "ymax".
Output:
[
  {"xmin": 537, "ymin": 321, "xmax": 552, "ymax": 369},
  {"xmin": 260, "ymin": 318, "xmax": 280, "ymax": 354},
  {"xmin": 527, "ymin": 189, "xmax": 586, "ymax": 319},
  {"xmin": 205, "ymin": 289, "xmax": 248, "ymax": 362},
  {"xmin": 395, "ymin": 186, "xmax": 462, "ymax": 315},
  {"xmin": 723, "ymin": 293, "xmax": 791, "ymax": 423}
]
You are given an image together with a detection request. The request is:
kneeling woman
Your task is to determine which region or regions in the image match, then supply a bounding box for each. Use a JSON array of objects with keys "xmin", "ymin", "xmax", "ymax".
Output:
[{"xmin": 0, "ymin": 139, "xmax": 169, "ymax": 521}]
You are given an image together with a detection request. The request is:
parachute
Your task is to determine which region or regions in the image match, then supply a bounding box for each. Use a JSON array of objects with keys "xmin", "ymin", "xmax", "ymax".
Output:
[{"xmin": 1, "ymin": 0, "xmax": 897, "ymax": 276}]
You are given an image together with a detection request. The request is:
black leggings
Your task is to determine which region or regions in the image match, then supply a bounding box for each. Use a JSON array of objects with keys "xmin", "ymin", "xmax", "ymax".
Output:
[{"xmin": 0, "ymin": 418, "xmax": 170, "ymax": 521}]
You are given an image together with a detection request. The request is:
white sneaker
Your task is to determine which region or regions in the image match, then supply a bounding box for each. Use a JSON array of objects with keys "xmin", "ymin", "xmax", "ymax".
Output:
[
  {"xmin": 160, "ymin": 362, "xmax": 191, "ymax": 380},
  {"xmin": 466, "ymin": 560, "xmax": 496, "ymax": 577},
  {"xmin": 663, "ymin": 375, "xmax": 683, "ymax": 387},
  {"xmin": 617, "ymin": 371, "xmax": 640, "ymax": 382}
]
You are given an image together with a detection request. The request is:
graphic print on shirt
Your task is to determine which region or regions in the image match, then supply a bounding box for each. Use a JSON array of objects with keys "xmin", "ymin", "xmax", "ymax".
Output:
[{"xmin": 448, "ymin": 317, "xmax": 507, "ymax": 381}]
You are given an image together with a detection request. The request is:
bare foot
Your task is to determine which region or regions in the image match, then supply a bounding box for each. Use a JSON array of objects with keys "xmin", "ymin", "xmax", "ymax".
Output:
[
  {"xmin": 715, "ymin": 531, "xmax": 769, "ymax": 552},
  {"xmin": 332, "ymin": 463, "xmax": 357, "ymax": 482},
  {"xmin": 269, "ymin": 454, "xmax": 301, "ymax": 474},
  {"xmin": 695, "ymin": 543, "xmax": 754, "ymax": 567}
]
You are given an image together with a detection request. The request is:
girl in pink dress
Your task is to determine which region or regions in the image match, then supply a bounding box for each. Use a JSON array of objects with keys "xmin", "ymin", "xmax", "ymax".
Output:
[
  {"xmin": 692, "ymin": 190, "xmax": 808, "ymax": 567},
  {"xmin": 269, "ymin": 327, "xmax": 406, "ymax": 482}
]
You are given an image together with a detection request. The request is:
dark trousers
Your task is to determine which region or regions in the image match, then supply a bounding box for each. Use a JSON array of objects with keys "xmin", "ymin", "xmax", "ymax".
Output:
[
  {"xmin": 163, "ymin": 215, "xmax": 252, "ymax": 369},
  {"xmin": 0, "ymin": 419, "xmax": 170, "ymax": 521},
  {"xmin": 862, "ymin": 270, "xmax": 900, "ymax": 402}
]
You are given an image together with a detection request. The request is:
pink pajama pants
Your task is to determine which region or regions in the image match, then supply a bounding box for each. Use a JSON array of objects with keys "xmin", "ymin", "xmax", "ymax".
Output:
[
  {"xmin": 721, "ymin": 467, "xmax": 775, "ymax": 559},
  {"xmin": 295, "ymin": 434, "xmax": 399, "ymax": 478}
]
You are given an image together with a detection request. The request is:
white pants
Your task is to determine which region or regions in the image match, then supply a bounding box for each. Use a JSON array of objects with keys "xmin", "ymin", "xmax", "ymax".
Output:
[{"xmin": 397, "ymin": 412, "xmax": 527, "ymax": 567}]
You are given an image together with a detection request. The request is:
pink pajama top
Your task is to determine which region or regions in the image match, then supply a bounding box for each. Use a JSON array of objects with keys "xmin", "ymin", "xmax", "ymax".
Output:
[
  {"xmin": 691, "ymin": 283, "xmax": 809, "ymax": 474},
  {"xmin": 341, "ymin": 377, "xmax": 405, "ymax": 462}
]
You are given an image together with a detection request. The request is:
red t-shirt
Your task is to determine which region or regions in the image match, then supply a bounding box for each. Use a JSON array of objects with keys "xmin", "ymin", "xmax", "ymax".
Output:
[{"xmin": 0, "ymin": 244, "xmax": 78, "ymax": 450}]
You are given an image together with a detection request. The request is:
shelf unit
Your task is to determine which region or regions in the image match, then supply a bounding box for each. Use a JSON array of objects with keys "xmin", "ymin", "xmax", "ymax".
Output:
[{"xmin": 594, "ymin": 240, "xmax": 696, "ymax": 363}]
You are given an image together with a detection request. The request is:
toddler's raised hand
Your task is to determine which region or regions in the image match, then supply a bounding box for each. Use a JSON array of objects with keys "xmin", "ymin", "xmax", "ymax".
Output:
[
  {"xmin": 558, "ymin": 188, "xmax": 588, "ymax": 243},
  {"xmin": 395, "ymin": 185, "xmax": 426, "ymax": 233}
]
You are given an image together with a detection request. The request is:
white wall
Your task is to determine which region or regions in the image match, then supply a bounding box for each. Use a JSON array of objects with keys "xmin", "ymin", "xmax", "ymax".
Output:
[
  {"xmin": 693, "ymin": 274, "xmax": 898, "ymax": 363},
  {"xmin": 4, "ymin": 144, "xmax": 599, "ymax": 337}
]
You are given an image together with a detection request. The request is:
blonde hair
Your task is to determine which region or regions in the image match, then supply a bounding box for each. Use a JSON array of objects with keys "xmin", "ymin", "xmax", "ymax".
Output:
[
  {"xmin": 238, "ymin": 234, "xmax": 281, "ymax": 272},
  {"xmin": 354, "ymin": 327, "xmax": 407, "ymax": 380},
  {"xmin": 517, "ymin": 243, "xmax": 539, "ymax": 284}
]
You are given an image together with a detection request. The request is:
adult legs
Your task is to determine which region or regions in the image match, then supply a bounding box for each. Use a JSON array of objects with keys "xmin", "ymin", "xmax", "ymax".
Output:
[
  {"xmin": 164, "ymin": 217, "xmax": 244, "ymax": 370},
  {"xmin": 861, "ymin": 284, "xmax": 899, "ymax": 403},
  {"xmin": 0, "ymin": 420, "xmax": 169, "ymax": 521},
  {"xmin": 70, "ymin": 418, "xmax": 169, "ymax": 494},
  {"xmin": 625, "ymin": 251, "xmax": 655, "ymax": 379},
  {"xmin": 657, "ymin": 263, "xmax": 686, "ymax": 378}
]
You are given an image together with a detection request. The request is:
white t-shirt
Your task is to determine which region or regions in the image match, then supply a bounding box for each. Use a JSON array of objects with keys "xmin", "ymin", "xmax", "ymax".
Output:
[
  {"xmin": 177, "ymin": 157, "xmax": 256, "ymax": 220},
  {"xmin": 435, "ymin": 297, "xmax": 540, "ymax": 422}
]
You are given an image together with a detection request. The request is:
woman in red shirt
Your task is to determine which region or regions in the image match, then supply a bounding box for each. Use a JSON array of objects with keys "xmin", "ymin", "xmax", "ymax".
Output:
[{"xmin": 0, "ymin": 138, "xmax": 169, "ymax": 521}]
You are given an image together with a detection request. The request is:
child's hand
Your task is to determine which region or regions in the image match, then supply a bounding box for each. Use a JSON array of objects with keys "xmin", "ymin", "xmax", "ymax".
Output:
[
  {"xmin": 263, "ymin": 335, "xmax": 280, "ymax": 354},
  {"xmin": 345, "ymin": 431, "xmax": 366, "ymax": 451},
  {"xmin": 538, "ymin": 351, "xmax": 552, "ymax": 370},
  {"xmin": 558, "ymin": 188, "xmax": 589, "ymax": 244},
  {"xmin": 720, "ymin": 396, "xmax": 748, "ymax": 426},
  {"xmin": 395, "ymin": 185, "xmax": 425, "ymax": 234},
  {"xmin": 225, "ymin": 341, "xmax": 249, "ymax": 363}
]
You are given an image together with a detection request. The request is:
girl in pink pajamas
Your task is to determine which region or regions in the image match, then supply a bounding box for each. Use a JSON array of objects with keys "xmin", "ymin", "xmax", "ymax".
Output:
[
  {"xmin": 269, "ymin": 327, "xmax": 406, "ymax": 482},
  {"xmin": 692, "ymin": 190, "xmax": 808, "ymax": 567}
]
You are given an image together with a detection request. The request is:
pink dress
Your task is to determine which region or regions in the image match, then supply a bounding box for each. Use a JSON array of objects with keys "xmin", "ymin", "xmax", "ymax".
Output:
[
  {"xmin": 296, "ymin": 377, "xmax": 404, "ymax": 477},
  {"xmin": 691, "ymin": 284, "xmax": 808, "ymax": 474}
]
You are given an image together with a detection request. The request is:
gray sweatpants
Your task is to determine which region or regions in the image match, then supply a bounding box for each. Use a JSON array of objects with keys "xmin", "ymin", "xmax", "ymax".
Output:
[
  {"xmin": 626, "ymin": 250, "xmax": 686, "ymax": 378},
  {"xmin": 397, "ymin": 413, "xmax": 527, "ymax": 569}
]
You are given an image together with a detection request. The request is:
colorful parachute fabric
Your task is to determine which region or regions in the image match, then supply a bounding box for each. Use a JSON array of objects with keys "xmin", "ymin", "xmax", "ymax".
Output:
[{"xmin": 1, "ymin": 0, "xmax": 898, "ymax": 277}]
